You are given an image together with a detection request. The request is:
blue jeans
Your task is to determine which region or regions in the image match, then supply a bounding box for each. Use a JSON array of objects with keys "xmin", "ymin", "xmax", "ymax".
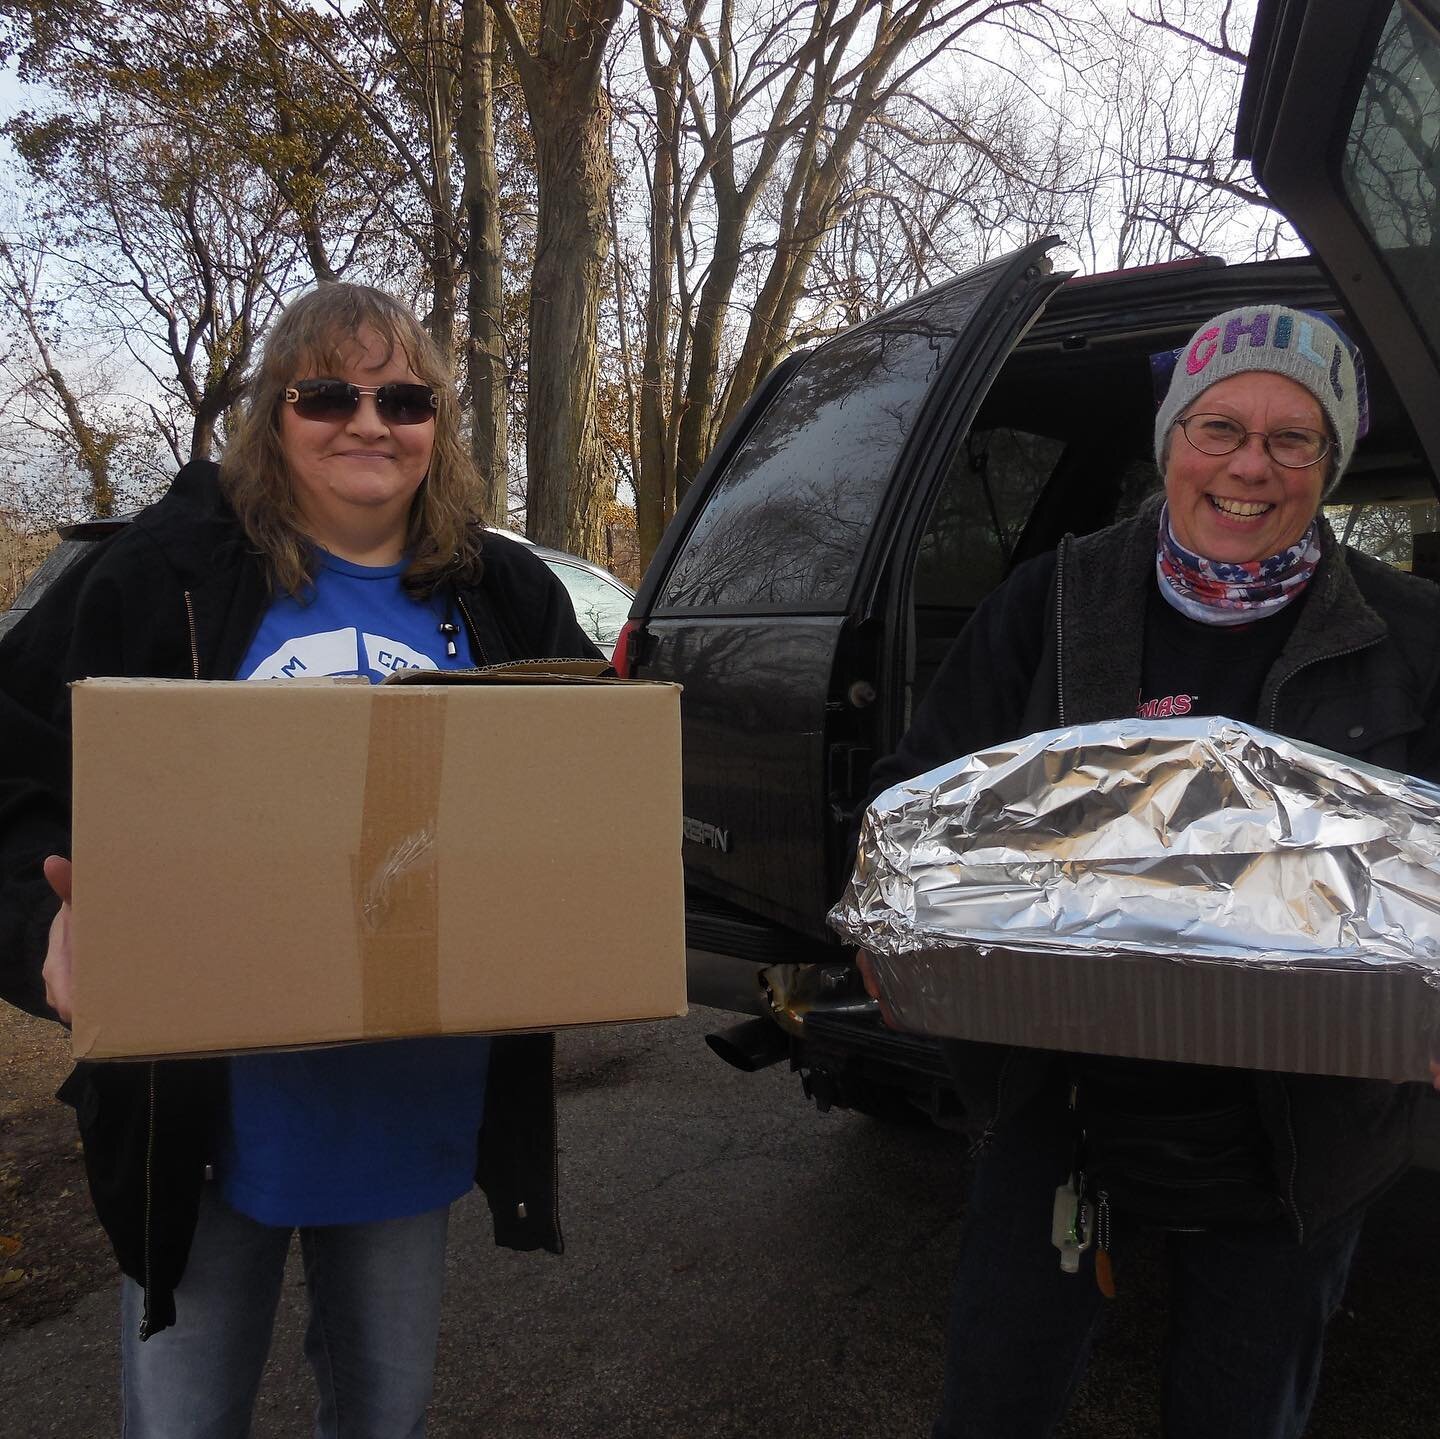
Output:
[
  {"xmin": 933, "ymin": 1091, "xmax": 1364, "ymax": 1439},
  {"xmin": 120, "ymin": 1186, "xmax": 450, "ymax": 1439}
]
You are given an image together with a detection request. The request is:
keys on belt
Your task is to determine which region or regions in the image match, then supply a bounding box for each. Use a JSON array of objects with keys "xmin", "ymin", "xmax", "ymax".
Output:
[
  {"xmin": 1052, "ymin": 1173, "xmax": 1092, "ymax": 1274},
  {"xmin": 1051, "ymin": 1172, "xmax": 1116, "ymax": 1295}
]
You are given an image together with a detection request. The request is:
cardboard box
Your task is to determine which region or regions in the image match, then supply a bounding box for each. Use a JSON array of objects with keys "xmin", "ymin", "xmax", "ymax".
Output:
[
  {"xmin": 866, "ymin": 947, "xmax": 1440, "ymax": 1082},
  {"xmin": 69, "ymin": 671, "xmax": 686, "ymax": 1060}
]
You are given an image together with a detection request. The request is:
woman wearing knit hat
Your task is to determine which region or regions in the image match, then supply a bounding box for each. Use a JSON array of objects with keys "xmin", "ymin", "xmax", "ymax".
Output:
[{"xmin": 859, "ymin": 303, "xmax": 1440, "ymax": 1439}]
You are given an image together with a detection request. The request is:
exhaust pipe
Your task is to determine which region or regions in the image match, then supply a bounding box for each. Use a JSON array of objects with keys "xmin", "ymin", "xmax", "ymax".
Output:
[
  {"xmin": 705, "ymin": 1017, "xmax": 790, "ymax": 1073},
  {"xmin": 760, "ymin": 962, "xmax": 875, "ymax": 1033}
]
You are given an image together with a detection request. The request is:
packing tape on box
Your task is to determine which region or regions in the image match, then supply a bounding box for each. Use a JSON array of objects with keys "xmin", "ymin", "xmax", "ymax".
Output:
[{"xmin": 354, "ymin": 688, "xmax": 448, "ymax": 1036}]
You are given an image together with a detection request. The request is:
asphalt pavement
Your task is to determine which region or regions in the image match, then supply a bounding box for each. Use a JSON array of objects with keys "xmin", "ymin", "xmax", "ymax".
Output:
[{"xmin": 2, "ymin": 1006, "xmax": 1437, "ymax": 1437}]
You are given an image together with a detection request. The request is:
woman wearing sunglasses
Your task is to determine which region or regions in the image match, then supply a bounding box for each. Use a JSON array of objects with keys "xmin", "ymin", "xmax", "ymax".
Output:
[{"xmin": 0, "ymin": 282, "xmax": 602, "ymax": 1437}]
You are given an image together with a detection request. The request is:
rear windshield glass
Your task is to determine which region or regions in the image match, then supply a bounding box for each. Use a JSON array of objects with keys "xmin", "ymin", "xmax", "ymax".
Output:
[
  {"xmin": 1341, "ymin": 3, "xmax": 1440, "ymax": 361},
  {"xmin": 1335, "ymin": 1, "xmax": 1440, "ymax": 575},
  {"xmin": 657, "ymin": 263, "xmax": 1006, "ymax": 611}
]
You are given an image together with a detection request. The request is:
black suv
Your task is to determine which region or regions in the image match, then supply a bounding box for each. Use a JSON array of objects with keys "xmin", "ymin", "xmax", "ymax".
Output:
[{"xmin": 618, "ymin": 0, "xmax": 1440, "ymax": 1121}]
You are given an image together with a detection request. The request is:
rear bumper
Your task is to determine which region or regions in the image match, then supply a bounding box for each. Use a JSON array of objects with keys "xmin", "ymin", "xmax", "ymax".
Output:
[{"xmin": 688, "ymin": 944, "xmax": 956, "ymax": 1116}]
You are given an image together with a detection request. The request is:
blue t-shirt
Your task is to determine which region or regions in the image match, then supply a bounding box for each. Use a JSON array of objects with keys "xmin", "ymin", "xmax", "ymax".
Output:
[{"xmin": 217, "ymin": 551, "xmax": 493, "ymax": 1227}]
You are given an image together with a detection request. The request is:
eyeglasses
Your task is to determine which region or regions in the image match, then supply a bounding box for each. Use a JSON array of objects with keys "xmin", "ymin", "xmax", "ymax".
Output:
[
  {"xmin": 281, "ymin": 379, "xmax": 439, "ymax": 426},
  {"xmin": 1175, "ymin": 413, "xmax": 1331, "ymax": 469}
]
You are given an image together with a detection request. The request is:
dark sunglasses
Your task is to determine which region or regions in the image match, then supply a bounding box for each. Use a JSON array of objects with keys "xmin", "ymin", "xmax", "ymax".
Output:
[{"xmin": 281, "ymin": 378, "xmax": 439, "ymax": 425}]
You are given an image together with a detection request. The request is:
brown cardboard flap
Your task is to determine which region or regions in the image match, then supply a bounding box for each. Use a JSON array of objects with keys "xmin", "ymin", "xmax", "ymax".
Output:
[
  {"xmin": 477, "ymin": 658, "xmax": 614, "ymax": 679},
  {"xmin": 383, "ymin": 659, "xmax": 614, "ymax": 685}
]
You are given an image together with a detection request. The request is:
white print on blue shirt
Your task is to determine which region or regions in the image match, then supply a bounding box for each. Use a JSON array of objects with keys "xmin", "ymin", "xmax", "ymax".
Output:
[{"xmin": 243, "ymin": 627, "xmax": 437, "ymax": 681}]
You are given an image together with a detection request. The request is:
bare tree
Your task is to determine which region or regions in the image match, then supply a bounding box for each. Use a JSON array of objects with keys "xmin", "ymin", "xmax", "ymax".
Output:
[
  {"xmin": 0, "ymin": 233, "xmax": 122, "ymax": 516},
  {"xmin": 5, "ymin": 104, "xmax": 299, "ymax": 465},
  {"xmin": 1077, "ymin": 0, "xmax": 1288, "ymax": 267},
  {"xmin": 0, "ymin": 0, "xmax": 416, "ymax": 478},
  {"xmin": 487, "ymin": 0, "xmax": 626, "ymax": 557},
  {"xmin": 0, "ymin": 0, "xmax": 1305, "ymax": 564},
  {"xmin": 223, "ymin": 0, "xmax": 535, "ymax": 504},
  {"xmin": 459, "ymin": 0, "xmax": 509, "ymax": 521},
  {"xmin": 795, "ymin": 76, "xmax": 1092, "ymax": 330},
  {"xmin": 263, "ymin": 0, "xmax": 466, "ymax": 340},
  {"xmin": 631, "ymin": 3, "xmax": 699, "ymax": 559},
  {"xmin": 715, "ymin": 1, "xmax": 1040, "ymax": 441},
  {"xmin": 614, "ymin": 0, "xmax": 1092, "ymax": 560}
]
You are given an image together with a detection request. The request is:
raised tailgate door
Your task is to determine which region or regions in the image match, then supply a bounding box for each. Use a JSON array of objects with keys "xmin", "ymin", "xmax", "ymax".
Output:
[{"xmin": 1238, "ymin": 0, "xmax": 1440, "ymax": 477}]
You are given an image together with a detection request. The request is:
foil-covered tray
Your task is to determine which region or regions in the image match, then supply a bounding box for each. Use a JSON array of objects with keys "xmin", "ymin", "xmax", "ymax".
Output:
[{"xmin": 829, "ymin": 718, "xmax": 1440, "ymax": 1080}]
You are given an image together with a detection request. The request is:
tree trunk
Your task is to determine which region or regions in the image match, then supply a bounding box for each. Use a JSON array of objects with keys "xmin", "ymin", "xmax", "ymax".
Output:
[
  {"xmin": 190, "ymin": 404, "xmax": 221, "ymax": 466},
  {"xmin": 421, "ymin": 0, "xmax": 457, "ymax": 358},
  {"xmin": 490, "ymin": 0, "xmax": 623, "ymax": 557},
  {"xmin": 718, "ymin": 84, "xmax": 879, "ymax": 435},
  {"xmin": 718, "ymin": 199, "xmax": 831, "ymax": 436},
  {"xmin": 636, "ymin": 14, "xmax": 678, "ymax": 562},
  {"xmin": 526, "ymin": 77, "xmax": 613, "ymax": 555},
  {"xmin": 669, "ymin": 0, "xmax": 826, "ymax": 504},
  {"xmin": 672, "ymin": 200, "xmax": 744, "ymax": 508},
  {"xmin": 54, "ymin": 367, "xmax": 116, "ymax": 517},
  {"xmin": 0, "ymin": 237, "xmax": 117, "ymax": 517},
  {"xmin": 711, "ymin": 1, "xmax": 939, "ymax": 435},
  {"xmin": 460, "ymin": 0, "xmax": 507, "ymax": 523}
]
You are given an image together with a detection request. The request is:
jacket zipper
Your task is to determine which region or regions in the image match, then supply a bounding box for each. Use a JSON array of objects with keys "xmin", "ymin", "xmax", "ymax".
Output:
[
  {"xmin": 455, "ymin": 595, "xmax": 490, "ymax": 667},
  {"xmin": 1053, "ymin": 540, "xmax": 1067, "ymax": 727},
  {"xmin": 183, "ymin": 591, "xmax": 201, "ymax": 683},
  {"xmin": 1276, "ymin": 1079, "xmax": 1305, "ymax": 1243},
  {"xmin": 969, "ymin": 1051, "xmax": 1015, "ymax": 1158}
]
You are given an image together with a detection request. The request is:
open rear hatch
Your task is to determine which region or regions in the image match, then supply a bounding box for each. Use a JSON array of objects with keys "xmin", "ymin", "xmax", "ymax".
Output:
[{"xmin": 1238, "ymin": 0, "xmax": 1440, "ymax": 480}]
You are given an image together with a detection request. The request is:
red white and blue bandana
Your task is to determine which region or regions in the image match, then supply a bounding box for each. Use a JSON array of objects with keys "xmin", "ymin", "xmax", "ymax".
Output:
[{"xmin": 1155, "ymin": 503, "xmax": 1320, "ymax": 626}]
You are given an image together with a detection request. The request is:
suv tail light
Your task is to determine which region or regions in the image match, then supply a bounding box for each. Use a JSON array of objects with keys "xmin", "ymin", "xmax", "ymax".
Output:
[{"xmin": 611, "ymin": 618, "xmax": 641, "ymax": 677}]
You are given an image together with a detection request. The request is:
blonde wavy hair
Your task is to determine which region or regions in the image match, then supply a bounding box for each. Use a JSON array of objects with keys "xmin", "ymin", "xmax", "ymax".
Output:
[{"xmin": 220, "ymin": 282, "xmax": 485, "ymax": 597}]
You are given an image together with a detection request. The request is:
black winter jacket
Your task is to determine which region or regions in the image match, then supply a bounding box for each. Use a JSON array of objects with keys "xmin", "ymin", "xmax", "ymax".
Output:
[
  {"xmin": 867, "ymin": 503, "xmax": 1440, "ymax": 1240},
  {"xmin": 0, "ymin": 461, "xmax": 603, "ymax": 1335}
]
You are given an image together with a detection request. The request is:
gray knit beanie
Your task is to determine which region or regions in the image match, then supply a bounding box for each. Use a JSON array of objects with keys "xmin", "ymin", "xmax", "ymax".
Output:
[{"xmin": 1154, "ymin": 305, "xmax": 1364, "ymax": 495}]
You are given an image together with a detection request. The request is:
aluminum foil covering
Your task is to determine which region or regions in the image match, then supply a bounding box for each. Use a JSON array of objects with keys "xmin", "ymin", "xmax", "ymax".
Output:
[
  {"xmin": 832, "ymin": 716, "xmax": 1440, "ymax": 968},
  {"xmin": 829, "ymin": 718, "xmax": 1440, "ymax": 1078}
]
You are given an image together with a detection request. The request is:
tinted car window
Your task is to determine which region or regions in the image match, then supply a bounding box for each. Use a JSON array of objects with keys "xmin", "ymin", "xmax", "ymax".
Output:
[
  {"xmin": 658, "ymin": 267, "xmax": 1005, "ymax": 612},
  {"xmin": 1334, "ymin": 2, "xmax": 1440, "ymax": 581},
  {"xmin": 914, "ymin": 427, "xmax": 1065, "ymax": 609},
  {"xmin": 1341, "ymin": 3, "xmax": 1440, "ymax": 355}
]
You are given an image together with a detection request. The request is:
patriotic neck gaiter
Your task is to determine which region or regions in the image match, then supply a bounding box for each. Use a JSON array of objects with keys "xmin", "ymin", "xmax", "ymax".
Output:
[{"xmin": 1155, "ymin": 502, "xmax": 1320, "ymax": 627}]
